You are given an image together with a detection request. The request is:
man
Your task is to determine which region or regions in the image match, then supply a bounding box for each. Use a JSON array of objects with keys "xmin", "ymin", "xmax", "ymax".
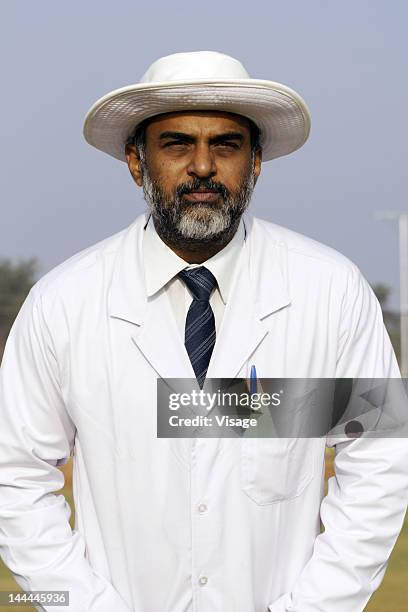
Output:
[{"xmin": 0, "ymin": 51, "xmax": 407, "ymax": 612}]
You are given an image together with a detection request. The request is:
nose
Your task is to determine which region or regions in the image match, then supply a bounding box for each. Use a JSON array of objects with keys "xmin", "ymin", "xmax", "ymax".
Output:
[{"xmin": 186, "ymin": 144, "xmax": 216, "ymax": 179}]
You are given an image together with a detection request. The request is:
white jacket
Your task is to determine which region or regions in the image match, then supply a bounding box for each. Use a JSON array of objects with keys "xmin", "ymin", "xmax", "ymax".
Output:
[{"xmin": 0, "ymin": 212, "xmax": 407, "ymax": 612}]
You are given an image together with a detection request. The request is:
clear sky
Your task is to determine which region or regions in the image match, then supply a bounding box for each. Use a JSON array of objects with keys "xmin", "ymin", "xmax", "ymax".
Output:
[{"xmin": 1, "ymin": 0, "xmax": 407, "ymax": 308}]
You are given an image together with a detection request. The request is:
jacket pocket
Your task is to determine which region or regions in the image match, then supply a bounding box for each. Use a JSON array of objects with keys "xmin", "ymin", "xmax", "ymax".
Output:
[{"xmin": 240, "ymin": 437, "xmax": 317, "ymax": 505}]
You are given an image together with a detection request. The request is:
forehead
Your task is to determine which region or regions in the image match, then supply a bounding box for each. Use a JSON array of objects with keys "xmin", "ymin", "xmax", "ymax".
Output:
[{"xmin": 144, "ymin": 110, "xmax": 252, "ymax": 137}]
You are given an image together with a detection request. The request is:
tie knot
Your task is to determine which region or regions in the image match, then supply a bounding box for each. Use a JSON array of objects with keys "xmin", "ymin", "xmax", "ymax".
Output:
[{"xmin": 178, "ymin": 267, "xmax": 217, "ymax": 302}]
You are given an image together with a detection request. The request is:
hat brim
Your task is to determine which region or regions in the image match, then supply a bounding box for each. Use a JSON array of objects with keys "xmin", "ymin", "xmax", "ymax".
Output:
[{"xmin": 83, "ymin": 78, "xmax": 311, "ymax": 162}]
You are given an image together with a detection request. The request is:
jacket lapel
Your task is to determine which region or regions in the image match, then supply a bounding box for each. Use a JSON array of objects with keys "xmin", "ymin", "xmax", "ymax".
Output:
[
  {"xmin": 108, "ymin": 213, "xmax": 195, "ymax": 381},
  {"xmin": 133, "ymin": 288, "xmax": 196, "ymax": 380},
  {"xmin": 205, "ymin": 213, "xmax": 291, "ymax": 380}
]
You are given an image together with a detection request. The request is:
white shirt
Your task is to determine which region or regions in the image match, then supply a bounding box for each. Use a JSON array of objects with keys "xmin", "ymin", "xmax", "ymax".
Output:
[
  {"xmin": 142, "ymin": 214, "xmax": 245, "ymax": 338},
  {"xmin": 0, "ymin": 212, "xmax": 407, "ymax": 612}
]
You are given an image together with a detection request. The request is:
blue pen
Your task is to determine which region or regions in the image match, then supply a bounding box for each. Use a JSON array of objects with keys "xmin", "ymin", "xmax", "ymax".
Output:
[{"xmin": 250, "ymin": 365, "xmax": 257, "ymax": 395}]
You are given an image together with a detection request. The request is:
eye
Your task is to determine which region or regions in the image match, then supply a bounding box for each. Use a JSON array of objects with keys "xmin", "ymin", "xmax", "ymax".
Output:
[
  {"xmin": 163, "ymin": 140, "xmax": 190, "ymax": 149},
  {"xmin": 215, "ymin": 141, "xmax": 240, "ymax": 150}
]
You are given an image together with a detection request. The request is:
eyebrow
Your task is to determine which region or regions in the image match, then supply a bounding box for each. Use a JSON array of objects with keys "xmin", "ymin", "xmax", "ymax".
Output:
[{"xmin": 158, "ymin": 131, "xmax": 245, "ymax": 145}]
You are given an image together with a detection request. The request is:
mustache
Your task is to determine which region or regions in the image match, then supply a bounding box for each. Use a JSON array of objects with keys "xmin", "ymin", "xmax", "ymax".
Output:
[{"xmin": 175, "ymin": 178, "xmax": 229, "ymax": 200}]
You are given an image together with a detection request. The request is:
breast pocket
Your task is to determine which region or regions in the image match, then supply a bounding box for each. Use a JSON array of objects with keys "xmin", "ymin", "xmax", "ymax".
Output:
[{"xmin": 240, "ymin": 438, "xmax": 317, "ymax": 505}]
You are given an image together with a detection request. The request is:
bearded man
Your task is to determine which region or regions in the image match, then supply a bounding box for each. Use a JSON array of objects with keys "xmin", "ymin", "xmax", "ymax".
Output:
[{"xmin": 0, "ymin": 51, "xmax": 407, "ymax": 612}]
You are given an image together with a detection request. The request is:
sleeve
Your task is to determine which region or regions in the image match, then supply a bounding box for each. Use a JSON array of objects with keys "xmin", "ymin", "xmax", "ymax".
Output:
[
  {"xmin": 267, "ymin": 265, "xmax": 408, "ymax": 612},
  {"xmin": 0, "ymin": 285, "xmax": 131, "ymax": 612}
]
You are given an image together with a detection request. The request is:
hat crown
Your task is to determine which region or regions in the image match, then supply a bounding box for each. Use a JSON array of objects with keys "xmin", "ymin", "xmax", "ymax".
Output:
[{"xmin": 140, "ymin": 51, "xmax": 250, "ymax": 84}]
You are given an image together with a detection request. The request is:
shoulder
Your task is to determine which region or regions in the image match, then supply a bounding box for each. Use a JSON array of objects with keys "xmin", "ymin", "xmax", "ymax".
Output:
[
  {"xmin": 244, "ymin": 214, "xmax": 376, "ymax": 315},
  {"xmin": 29, "ymin": 213, "xmax": 145, "ymax": 313},
  {"xmin": 247, "ymin": 214, "xmax": 361, "ymax": 278}
]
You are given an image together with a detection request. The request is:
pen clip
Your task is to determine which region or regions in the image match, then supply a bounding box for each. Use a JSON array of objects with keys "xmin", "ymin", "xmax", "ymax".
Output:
[{"xmin": 250, "ymin": 364, "xmax": 257, "ymax": 396}]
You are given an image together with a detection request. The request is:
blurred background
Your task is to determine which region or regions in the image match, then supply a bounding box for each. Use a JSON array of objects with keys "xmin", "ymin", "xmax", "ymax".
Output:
[{"xmin": 0, "ymin": 1, "xmax": 407, "ymax": 610}]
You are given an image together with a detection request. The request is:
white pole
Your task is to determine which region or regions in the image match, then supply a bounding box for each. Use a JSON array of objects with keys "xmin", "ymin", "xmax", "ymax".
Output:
[{"xmin": 399, "ymin": 213, "xmax": 408, "ymax": 378}]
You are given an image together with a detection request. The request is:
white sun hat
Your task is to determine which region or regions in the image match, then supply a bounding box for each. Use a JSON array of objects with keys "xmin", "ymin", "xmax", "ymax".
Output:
[{"xmin": 83, "ymin": 50, "xmax": 311, "ymax": 163}]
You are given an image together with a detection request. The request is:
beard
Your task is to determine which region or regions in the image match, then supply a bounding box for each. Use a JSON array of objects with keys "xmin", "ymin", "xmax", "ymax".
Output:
[{"xmin": 140, "ymin": 161, "xmax": 256, "ymax": 250}]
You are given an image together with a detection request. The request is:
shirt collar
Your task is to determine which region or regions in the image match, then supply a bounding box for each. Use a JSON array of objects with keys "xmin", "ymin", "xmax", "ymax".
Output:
[{"xmin": 142, "ymin": 214, "xmax": 245, "ymax": 303}]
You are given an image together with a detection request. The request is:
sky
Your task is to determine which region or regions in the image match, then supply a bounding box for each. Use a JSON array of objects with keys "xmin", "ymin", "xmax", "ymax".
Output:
[{"xmin": 1, "ymin": 0, "xmax": 407, "ymax": 309}]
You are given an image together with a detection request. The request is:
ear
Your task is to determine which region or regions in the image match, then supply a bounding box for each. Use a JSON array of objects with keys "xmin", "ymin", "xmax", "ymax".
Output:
[
  {"xmin": 125, "ymin": 143, "xmax": 143, "ymax": 187},
  {"xmin": 253, "ymin": 147, "xmax": 262, "ymax": 183}
]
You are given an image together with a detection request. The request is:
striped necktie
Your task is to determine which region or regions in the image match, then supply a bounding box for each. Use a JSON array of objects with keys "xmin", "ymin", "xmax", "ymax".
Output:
[{"xmin": 178, "ymin": 267, "xmax": 217, "ymax": 389}]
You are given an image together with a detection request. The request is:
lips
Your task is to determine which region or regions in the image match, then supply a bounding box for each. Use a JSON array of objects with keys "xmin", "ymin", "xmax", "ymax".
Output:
[{"xmin": 182, "ymin": 190, "xmax": 220, "ymax": 203}]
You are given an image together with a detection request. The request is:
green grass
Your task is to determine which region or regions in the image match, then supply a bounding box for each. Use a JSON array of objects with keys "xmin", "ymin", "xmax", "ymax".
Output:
[{"xmin": 366, "ymin": 512, "xmax": 408, "ymax": 612}]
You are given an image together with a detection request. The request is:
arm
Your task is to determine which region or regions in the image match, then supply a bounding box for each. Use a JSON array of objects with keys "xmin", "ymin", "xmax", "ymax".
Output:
[
  {"xmin": 268, "ymin": 265, "xmax": 408, "ymax": 611},
  {"xmin": 0, "ymin": 285, "xmax": 130, "ymax": 612}
]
